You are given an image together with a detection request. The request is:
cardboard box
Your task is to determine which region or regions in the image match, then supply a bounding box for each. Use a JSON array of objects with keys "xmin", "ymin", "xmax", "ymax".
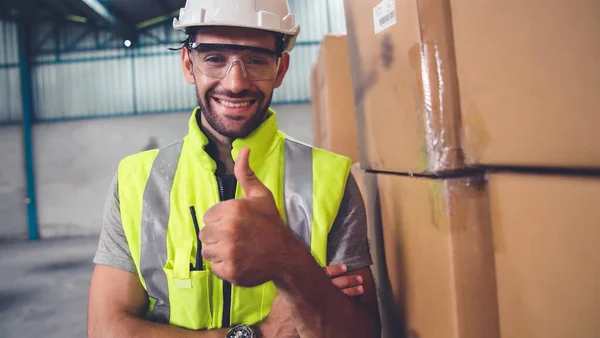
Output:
[
  {"xmin": 488, "ymin": 173, "xmax": 600, "ymax": 338},
  {"xmin": 452, "ymin": 0, "xmax": 600, "ymax": 170},
  {"xmin": 365, "ymin": 171, "xmax": 500, "ymax": 338},
  {"xmin": 311, "ymin": 35, "xmax": 359, "ymax": 162},
  {"xmin": 344, "ymin": 0, "xmax": 600, "ymax": 174}
]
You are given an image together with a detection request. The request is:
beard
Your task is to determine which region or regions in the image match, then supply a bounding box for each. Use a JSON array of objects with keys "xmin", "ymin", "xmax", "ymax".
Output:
[{"xmin": 195, "ymin": 85, "xmax": 273, "ymax": 139}]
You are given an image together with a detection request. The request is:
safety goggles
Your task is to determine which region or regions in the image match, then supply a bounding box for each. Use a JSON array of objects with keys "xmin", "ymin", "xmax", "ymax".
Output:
[{"xmin": 187, "ymin": 42, "xmax": 281, "ymax": 81}]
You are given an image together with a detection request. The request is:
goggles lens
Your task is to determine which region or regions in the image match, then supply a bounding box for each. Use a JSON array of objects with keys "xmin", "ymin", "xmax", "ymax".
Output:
[{"xmin": 188, "ymin": 43, "xmax": 279, "ymax": 81}]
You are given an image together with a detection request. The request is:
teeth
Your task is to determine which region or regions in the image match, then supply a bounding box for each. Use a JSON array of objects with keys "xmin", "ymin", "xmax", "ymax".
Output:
[{"xmin": 218, "ymin": 99, "xmax": 252, "ymax": 108}]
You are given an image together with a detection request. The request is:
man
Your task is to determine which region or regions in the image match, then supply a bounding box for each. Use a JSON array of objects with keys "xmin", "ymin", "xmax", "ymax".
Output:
[{"xmin": 87, "ymin": 1, "xmax": 380, "ymax": 337}]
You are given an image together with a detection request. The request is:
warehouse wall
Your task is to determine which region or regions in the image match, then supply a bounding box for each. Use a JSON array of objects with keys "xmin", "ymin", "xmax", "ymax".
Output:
[
  {"xmin": 0, "ymin": 20, "xmax": 22, "ymax": 123},
  {"xmin": 0, "ymin": 19, "xmax": 27, "ymax": 239},
  {"xmin": 31, "ymin": 22, "xmax": 196, "ymax": 120},
  {"xmin": 0, "ymin": 126, "xmax": 27, "ymax": 238}
]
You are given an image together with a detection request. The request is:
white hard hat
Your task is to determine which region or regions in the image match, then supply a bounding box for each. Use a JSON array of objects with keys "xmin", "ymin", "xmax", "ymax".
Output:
[{"xmin": 173, "ymin": 0, "xmax": 301, "ymax": 52}]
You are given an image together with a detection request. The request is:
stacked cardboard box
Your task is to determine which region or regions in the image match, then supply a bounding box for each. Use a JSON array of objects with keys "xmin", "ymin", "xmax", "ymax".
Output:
[
  {"xmin": 488, "ymin": 173, "xmax": 600, "ymax": 337},
  {"xmin": 344, "ymin": 0, "xmax": 600, "ymax": 174},
  {"xmin": 310, "ymin": 35, "xmax": 359, "ymax": 162},
  {"xmin": 344, "ymin": 0, "xmax": 600, "ymax": 337},
  {"xmin": 352, "ymin": 164, "xmax": 500, "ymax": 338}
]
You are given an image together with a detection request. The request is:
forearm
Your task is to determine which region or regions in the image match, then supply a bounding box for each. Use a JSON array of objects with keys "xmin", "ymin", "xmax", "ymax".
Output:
[
  {"xmin": 274, "ymin": 241, "xmax": 379, "ymax": 338},
  {"xmin": 89, "ymin": 312, "xmax": 229, "ymax": 338}
]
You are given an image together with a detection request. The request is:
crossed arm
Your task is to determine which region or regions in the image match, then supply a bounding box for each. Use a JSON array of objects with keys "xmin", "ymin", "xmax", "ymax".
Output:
[{"xmin": 87, "ymin": 263, "xmax": 378, "ymax": 338}]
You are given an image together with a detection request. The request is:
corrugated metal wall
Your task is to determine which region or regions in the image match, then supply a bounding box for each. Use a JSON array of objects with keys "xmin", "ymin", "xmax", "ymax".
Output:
[
  {"xmin": 0, "ymin": 20, "xmax": 23, "ymax": 123},
  {"xmin": 327, "ymin": 0, "xmax": 348, "ymax": 34},
  {"xmin": 2, "ymin": 0, "xmax": 347, "ymax": 122},
  {"xmin": 274, "ymin": 0, "xmax": 346, "ymax": 103},
  {"xmin": 32, "ymin": 22, "xmax": 195, "ymax": 120}
]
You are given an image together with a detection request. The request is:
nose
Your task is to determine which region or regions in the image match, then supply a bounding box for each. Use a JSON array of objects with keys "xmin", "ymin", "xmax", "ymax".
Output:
[{"xmin": 221, "ymin": 61, "xmax": 251, "ymax": 94}]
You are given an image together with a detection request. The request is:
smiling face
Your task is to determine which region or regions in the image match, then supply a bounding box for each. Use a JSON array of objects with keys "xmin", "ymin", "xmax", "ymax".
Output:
[{"xmin": 181, "ymin": 26, "xmax": 290, "ymax": 139}]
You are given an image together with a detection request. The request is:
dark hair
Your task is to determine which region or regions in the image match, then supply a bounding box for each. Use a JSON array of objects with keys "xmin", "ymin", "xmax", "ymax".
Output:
[
  {"xmin": 168, "ymin": 28, "xmax": 198, "ymax": 51},
  {"xmin": 170, "ymin": 27, "xmax": 285, "ymax": 55}
]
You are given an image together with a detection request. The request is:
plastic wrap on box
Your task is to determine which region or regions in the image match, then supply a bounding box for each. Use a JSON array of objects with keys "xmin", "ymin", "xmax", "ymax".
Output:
[{"xmin": 413, "ymin": 0, "xmax": 464, "ymax": 174}]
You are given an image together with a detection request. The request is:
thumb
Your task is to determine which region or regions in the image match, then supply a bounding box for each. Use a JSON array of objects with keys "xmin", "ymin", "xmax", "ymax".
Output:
[{"xmin": 234, "ymin": 147, "xmax": 269, "ymax": 197}]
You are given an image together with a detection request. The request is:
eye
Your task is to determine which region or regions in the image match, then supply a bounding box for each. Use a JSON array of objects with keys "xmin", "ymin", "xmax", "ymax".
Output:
[
  {"xmin": 204, "ymin": 55, "xmax": 227, "ymax": 64},
  {"xmin": 246, "ymin": 56, "xmax": 269, "ymax": 65}
]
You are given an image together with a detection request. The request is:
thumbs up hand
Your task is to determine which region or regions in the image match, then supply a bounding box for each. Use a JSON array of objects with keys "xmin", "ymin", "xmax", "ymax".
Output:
[
  {"xmin": 200, "ymin": 148, "xmax": 298, "ymax": 287},
  {"xmin": 234, "ymin": 146, "xmax": 273, "ymax": 199}
]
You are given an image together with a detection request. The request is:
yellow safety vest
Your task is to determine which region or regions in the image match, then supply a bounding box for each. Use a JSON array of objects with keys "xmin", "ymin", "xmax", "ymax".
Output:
[{"xmin": 117, "ymin": 108, "xmax": 351, "ymax": 330}]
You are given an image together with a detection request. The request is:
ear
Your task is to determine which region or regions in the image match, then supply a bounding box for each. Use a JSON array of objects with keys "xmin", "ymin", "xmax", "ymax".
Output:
[
  {"xmin": 182, "ymin": 48, "xmax": 195, "ymax": 84},
  {"xmin": 273, "ymin": 53, "xmax": 290, "ymax": 89}
]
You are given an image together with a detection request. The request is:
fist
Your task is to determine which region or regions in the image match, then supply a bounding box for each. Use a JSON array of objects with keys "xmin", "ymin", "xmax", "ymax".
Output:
[{"xmin": 199, "ymin": 148, "xmax": 296, "ymax": 287}]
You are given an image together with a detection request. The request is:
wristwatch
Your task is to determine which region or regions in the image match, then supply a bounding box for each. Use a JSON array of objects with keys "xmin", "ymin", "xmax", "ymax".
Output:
[{"xmin": 226, "ymin": 325, "xmax": 257, "ymax": 338}]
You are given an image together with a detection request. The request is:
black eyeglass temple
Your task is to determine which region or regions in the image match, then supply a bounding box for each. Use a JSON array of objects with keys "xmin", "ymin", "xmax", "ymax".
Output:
[{"xmin": 186, "ymin": 42, "xmax": 282, "ymax": 57}]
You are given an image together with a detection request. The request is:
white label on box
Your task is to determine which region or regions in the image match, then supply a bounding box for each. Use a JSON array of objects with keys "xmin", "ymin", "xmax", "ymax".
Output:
[{"xmin": 373, "ymin": 0, "xmax": 396, "ymax": 34}]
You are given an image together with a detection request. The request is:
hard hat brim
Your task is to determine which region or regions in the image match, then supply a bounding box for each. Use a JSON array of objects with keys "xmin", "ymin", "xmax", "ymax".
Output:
[
  {"xmin": 174, "ymin": 20, "xmax": 298, "ymax": 37},
  {"xmin": 173, "ymin": 19, "xmax": 300, "ymax": 52}
]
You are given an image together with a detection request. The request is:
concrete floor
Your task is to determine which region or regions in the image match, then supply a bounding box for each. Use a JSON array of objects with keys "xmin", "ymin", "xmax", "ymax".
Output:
[{"xmin": 0, "ymin": 236, "xmax": 98, "ymax": 337}]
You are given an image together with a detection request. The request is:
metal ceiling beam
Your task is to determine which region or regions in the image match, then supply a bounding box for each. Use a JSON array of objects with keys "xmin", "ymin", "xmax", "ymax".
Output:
[
  {"xmin": 79, "ymin": 0, "xmax": 117, "ymax": 25},
  {"xmin": 137, "ymin": 9, "xmax": 178, "ymax": 31},
  {"xmin": 37, "ymin": 0, "xmax": 84, "ymax": 23}
]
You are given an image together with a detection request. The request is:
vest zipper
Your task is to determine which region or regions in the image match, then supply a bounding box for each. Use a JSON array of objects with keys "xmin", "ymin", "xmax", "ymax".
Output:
[{"xmin": 216, "ymin": 175, "xmax": 232, "ymax": 328}]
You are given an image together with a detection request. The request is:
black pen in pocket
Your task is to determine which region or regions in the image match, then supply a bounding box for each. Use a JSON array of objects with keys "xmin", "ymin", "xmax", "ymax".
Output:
[{"xmin": 189, "ymin": 206, "xmax": 203, "ymax": 271}]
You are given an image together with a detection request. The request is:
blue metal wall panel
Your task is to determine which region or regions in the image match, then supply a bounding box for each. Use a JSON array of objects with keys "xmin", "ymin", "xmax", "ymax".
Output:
[
  {"xmin": 33, "ymin": 59, "xmax": 135, "ymax": 119},
  {"xmin": 133, "ymin": 51, "xmax": 196, "ymax": 114},
  {"xmin": 290, "ymin": 0, "xmax": 330, "ymax": 41},
  {"xmin": 1, "ymin": 20, "xmax": 19, "ymax": 64},
  {"xmin": 0, "ymin": 20, "xmax": 21, "ymax": 122},
  {"xmin": 0, "ymin": 68, "xmax": 23, "ymax": 122},
  {"xmin": 54, "ymin": 48, "xmax": 127, "ymax": 61},
  {"xmin": 274, "ymin": 43, "xmax": 320, "ymax": 103},
  {"xmin": 327, "ymin": 0, "xmax": 348, "ymax": 34}
]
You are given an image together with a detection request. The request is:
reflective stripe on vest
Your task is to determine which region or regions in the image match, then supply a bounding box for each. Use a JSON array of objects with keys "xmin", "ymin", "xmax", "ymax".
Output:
[
  {"xmin": 140, "ymin": 141, "xmax": 183, "ymax": 323},
  {"xmin": 283, "ymin": 139, "xmax": 313, "ymax": 246},
  {"xmin": 140, "ymin": 138, "xmax": 312, "ymax": 323}
]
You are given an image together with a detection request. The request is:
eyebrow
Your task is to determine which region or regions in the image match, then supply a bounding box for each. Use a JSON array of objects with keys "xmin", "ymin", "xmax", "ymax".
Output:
[{"xmin": 187, "ymin": 42, "xmax": 281, "ymax": 57}]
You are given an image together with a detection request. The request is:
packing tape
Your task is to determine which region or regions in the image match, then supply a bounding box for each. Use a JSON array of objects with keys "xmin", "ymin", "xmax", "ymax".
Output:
[
  {"xmin": 411, "ymin": 0, "xmax": 465, "ymax": 174},
  {"xmin": 444, "ymin": 177, "xmax": 481, "ymax": 234},
  {"xmin": 411, "ymin": 39, "xmax": 464, "ymax": 175},
  {"xmin": 445, "ymin": 175, "xmax": 504, "ymax": 254},
  {"xmin": 428, "ymin": 175, "xmax": 492, "ymax": 234}
]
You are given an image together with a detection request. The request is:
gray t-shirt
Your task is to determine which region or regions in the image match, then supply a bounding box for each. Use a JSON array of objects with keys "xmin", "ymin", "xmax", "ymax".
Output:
[{"xmin": 93, "ymin": 172, "xmax": 372, "ymax": 273}]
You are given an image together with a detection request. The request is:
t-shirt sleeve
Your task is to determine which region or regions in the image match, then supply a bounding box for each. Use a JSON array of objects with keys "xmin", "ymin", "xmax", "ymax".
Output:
[
  {"xmin": 93, "ymin": 173, "xmax": 138, "ymax": 274},
  {"xmin": 326, "ymin": 172, "xmax": 373, "ymax": 272}
]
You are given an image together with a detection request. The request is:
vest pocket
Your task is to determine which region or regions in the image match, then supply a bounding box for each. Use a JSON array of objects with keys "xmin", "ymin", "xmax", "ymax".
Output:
[{"xmin": 164, "ymin": 268, "xmax": 213, "ymax": 330}]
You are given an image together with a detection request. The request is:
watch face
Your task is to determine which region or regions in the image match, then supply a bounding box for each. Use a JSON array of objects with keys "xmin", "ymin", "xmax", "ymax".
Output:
[{"xmin": 227, "ymin": 325, "xmax": 253, "ymax": 338}]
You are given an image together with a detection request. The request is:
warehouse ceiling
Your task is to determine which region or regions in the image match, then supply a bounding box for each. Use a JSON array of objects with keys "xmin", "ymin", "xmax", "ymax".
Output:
[{"xmin": 0, "ymin": 0, "xmax": 186, "ymax": 30}]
